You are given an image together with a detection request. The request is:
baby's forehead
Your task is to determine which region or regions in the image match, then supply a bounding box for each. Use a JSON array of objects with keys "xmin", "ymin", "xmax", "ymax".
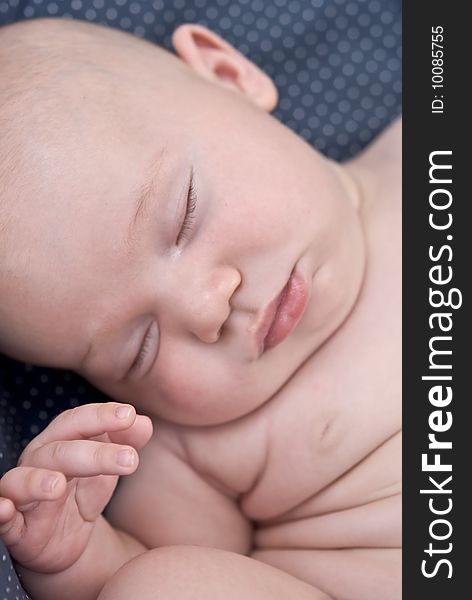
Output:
[{"xmin": 0, "ymin": 20, "xmax": 185, "ymax": 195}]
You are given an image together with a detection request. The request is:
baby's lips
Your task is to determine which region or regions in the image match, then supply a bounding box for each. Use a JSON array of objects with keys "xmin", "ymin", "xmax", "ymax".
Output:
[{"xmin": 264, "ymin": 268, "xmax": 309, "ymax": 352}]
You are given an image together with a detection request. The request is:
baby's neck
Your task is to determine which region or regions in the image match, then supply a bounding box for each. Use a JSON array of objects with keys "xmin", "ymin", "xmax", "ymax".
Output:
[
  {"xmin": 340, "ymin": 117, "xmax": 402, "ymax": 217},
  {"xmin": 328, "ymin": 159, "xmax": 364, "ymax": 213}
]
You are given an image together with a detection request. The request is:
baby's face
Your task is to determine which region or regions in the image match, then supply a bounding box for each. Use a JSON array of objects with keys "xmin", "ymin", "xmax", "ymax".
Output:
[{"xmin": 1, "ymin": 22, "xmax": 365, "ymax": 425}]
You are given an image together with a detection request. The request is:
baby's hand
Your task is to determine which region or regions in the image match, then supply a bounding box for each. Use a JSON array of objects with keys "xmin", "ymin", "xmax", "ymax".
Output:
[{"xmin": 0, "ymin": 402, "xmax": 152, "ymax": 574}]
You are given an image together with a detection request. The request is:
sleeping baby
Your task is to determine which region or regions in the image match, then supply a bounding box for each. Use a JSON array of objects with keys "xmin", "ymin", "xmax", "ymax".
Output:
[{"xmin": 0, "ymin": 18, "xmax": 401, "ymax": 600}]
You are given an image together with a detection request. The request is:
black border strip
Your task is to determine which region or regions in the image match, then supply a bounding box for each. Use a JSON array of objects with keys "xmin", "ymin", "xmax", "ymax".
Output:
[{"xmin": 403, "ymin": 2, "xmax": 469, "ymax": 598}]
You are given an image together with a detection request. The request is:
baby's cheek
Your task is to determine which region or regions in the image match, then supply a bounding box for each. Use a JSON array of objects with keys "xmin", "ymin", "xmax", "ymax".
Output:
[
  {"xmin": 149, "ymin": 346, "xmax": 273, "ymax": 426},
  {"xmin": 142, "ymin": 351, "xmax": 232, "ymax": 425}
]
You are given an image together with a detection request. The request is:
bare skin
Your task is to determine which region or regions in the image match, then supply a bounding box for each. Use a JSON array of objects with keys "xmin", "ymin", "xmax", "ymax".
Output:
[
  {"xmin": 106, "ymin": 118, "xmax": 402, "ymax": 600},
  {"xmin": 0, "ymin": 403, "xmax": 152, "ymax": 600},
  {"xmin": 0, "ymin": 18, "xmax": 401, "ymax": 600},
  {"xmin": 97, "ymin": 546, "xmax": 331, "ymax": 600}
]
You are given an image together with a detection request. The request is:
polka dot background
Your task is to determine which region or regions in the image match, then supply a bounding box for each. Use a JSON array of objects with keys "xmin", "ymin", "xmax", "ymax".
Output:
[
  {"xmin": 0, "ymin": 547, "xmax": 29, "ymax": 600},
  {"xmin": 0, "ymin": 0, "xmax": 401, "ymax": 595}
]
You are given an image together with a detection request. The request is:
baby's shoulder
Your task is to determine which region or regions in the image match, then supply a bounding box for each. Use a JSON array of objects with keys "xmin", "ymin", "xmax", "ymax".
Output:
[
  {"xmin": 368, "ymin": 116, "xmax": 401, "ymax": 163},
  {"xmin": 348, "ymin": 117, "xmax": 401, "ymax": 199},
  {"xmin": 347, "ymin": 117, "xmax": 401, "ymax": 224}
]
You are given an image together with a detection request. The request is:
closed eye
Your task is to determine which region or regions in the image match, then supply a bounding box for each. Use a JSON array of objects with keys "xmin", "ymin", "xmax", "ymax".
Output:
[
  {"xmin": 129, "ymin": 322, "xmax": 156, "ymax": 375},
  {"xmin": 176, "ymin": 169, "xmax": 197, "ymax": 245}
]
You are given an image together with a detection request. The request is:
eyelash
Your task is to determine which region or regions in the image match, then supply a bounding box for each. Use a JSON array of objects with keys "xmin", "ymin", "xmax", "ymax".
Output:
[
  {"xmin": 131, "ymin": 323, "xmax": 154, "ymax": 373},
  {"xmin": 176, "ymin": 173, "xmax": 197, "ymax": 245}
]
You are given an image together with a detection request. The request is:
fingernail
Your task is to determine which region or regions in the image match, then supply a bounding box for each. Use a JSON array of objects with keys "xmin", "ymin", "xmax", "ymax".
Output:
[
  {"xmin": 42, "ymin": 475, "xmax": 60, "ymax": 493},
  {"xmin": 115, "ymin": 405, "xmax": 133, "ymax": 420},
  {"xmin": 117, "ymin": 449, "xmax": 135, "ymax": 468}
]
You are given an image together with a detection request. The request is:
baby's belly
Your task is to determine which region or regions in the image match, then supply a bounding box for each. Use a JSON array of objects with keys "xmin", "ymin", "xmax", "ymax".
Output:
[
  {"xmin": 247, "ymin": 432, "xmax": 402, "ymax": 600},
  {"xmin": 253, "ymin": 493, "xmax": 401, "ymax": 550},
  {"xmin": 252, "ymin": 431, "xmax": 401, "ymax": 550},
  {"xmin": 251, "ymin": 546, "xmax": 401, "ymax": 600}
]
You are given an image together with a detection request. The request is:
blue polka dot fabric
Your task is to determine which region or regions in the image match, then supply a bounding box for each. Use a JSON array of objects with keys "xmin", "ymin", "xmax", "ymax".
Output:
[
  {"xmin": 0, "ymin": 0, "xmax": 401, "ymax": 596},
  {"xmin": 0, "ymin": 544, "xmax": 30, "ymax": 600}
]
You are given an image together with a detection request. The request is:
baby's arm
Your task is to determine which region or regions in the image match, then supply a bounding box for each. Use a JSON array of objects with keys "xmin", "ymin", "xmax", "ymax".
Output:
[
  {"xmin": 0, "ymin": 402, "xmax": 153, "ymax": 600},
  {"xmin": 106, "ymin": 425, "xmax": 253, "ymax": 554},
  {"xmin": 98, "ymin": 546, "xmax": 332, "ymax": 600}
]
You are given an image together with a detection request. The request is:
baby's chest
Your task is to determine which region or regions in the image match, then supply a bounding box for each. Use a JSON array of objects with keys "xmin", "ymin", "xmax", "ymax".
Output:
[
  {"xmin": 180, "ymin": 320, "xmax": 401, "ymax": 546},
  {"xmin": 241, "ymin": 338, "xmax": 400, "ymax": 528},
  {"xmin": 243, "ymin": 263, "xmax": 400, "ymax": 526}
]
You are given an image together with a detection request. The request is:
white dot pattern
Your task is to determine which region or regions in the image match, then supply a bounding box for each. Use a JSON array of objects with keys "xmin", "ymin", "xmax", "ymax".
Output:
[
  {"xmin": 0, "ymin": 543, "xmax": 30, "ymax": 600},
  {"xmin": 0, "ymin": 0, "xmax": 401, "ymax": 593}
]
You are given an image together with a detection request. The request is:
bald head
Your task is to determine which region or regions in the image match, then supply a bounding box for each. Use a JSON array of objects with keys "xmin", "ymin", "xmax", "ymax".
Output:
[
  {"xmin": 0, "ymin": 17, "xmax": 180, "ymax": 82},
  {"xmin": 0, "ymin": 18, "xmax": 183, "ymax": 192}
]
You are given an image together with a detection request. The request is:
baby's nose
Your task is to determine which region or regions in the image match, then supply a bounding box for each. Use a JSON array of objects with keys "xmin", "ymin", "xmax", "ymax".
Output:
[{"xmin": 183, "ymin": 266, "xmax": 241, "ymax": 344}]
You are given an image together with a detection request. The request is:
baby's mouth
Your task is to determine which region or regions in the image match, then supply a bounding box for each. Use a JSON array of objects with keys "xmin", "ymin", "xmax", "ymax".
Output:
[{"xmin": 252, "ymin": 267, "xmax": 309, "ymax": 357}]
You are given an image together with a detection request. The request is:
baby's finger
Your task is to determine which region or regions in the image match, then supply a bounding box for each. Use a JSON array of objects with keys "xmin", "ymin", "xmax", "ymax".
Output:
[
  {"xmin": 0, "ymin": 466, "xmax": 66, "ymax": 511},
  {"xmin": 107, "ymin": 414, "xmax": 153, "ymax": 450},
  {"xmin": 23, "ymin": 403, "xmax": 138, "ymax": 453},
  {"xmin": 0, "ymin": 497, "xmax": 24, "ymax": 546},
  {"xmin": 28, "ymin": 439, "xmax": 139, "ymax": 477},
  {"xmin": 0, "ymin": 497, "xmax": 16, "ymax": 527}
]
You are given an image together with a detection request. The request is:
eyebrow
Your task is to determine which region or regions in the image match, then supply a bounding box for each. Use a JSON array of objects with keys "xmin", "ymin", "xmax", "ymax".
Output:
[{"xmin": 126, "ymin": 147, "xmax": 167, "ymax": 254}]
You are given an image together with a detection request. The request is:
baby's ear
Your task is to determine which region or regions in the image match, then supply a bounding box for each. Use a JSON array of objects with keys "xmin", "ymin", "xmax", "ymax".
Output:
[{"xmin": 172, "ymin": 24, "xmax": 278, "ymax": 112}]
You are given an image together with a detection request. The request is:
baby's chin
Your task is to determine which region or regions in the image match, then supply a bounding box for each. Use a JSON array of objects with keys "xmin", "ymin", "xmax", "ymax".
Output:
[{"xmin": 152, "ymin": 346, "xmax": 317, "ymax": 427}]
